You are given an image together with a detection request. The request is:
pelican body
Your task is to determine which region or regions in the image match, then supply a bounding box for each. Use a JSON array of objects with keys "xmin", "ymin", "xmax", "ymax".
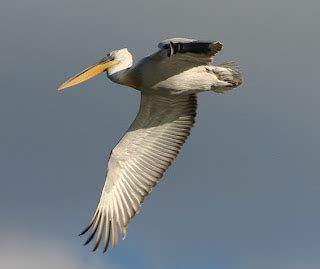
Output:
[{"xmin": 58, "ymin": 38, "xmax": 242, "ymax": 252}]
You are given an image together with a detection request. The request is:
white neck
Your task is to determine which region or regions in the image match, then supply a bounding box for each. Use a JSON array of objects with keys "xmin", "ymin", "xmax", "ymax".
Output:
[{"xmin": 107, "ymin": 59, "xmax": 133, "ymax": 77}]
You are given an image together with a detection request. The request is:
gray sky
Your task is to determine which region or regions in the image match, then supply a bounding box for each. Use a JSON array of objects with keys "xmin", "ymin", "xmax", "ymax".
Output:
[{"xmin": 1, "ymin": 0, "xmax": 319, "ymax": 268}]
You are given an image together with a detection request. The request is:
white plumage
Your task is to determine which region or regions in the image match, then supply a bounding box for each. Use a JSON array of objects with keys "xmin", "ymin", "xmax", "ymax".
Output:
[{"xmin": 58, "ymin": 38, "xmax": 242, "ymax": 252}]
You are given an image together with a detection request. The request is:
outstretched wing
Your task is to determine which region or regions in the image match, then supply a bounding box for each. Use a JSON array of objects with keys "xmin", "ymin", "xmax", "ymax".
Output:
[
  {"xmin": 158, "ymin": 37, "xmax": 223, "ymax": 62},
  {"xmin": 80, "ymin": 92, "xmax": 197, "ymax": 252}
]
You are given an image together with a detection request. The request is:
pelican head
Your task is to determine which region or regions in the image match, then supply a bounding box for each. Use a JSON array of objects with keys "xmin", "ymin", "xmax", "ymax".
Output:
[{"xmin": 57, "ymin": 48, "xmax": 133, "ymax": 91}]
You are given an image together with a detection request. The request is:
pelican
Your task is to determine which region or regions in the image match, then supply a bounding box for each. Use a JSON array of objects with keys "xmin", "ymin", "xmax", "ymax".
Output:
[{"xmin": 58, "ymin": 38, "xmax": 242, "ymax": 252}]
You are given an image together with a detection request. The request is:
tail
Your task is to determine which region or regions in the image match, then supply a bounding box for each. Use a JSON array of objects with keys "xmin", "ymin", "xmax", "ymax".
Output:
[
  {"xmin": 218, "ymin": 62, "xmax": 242, "ymax": 87},
  {"xmin": 213, "ymin": 62, "xmax": 242, "ymax": 92}
]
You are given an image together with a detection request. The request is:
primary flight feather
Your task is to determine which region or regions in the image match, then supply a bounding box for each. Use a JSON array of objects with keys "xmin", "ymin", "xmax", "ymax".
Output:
[{"xmin": 58, "ymin": 38, "xmax": 242, "ymax": 252}]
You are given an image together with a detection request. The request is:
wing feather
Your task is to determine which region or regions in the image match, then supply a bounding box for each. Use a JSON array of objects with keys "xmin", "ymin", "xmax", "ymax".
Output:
[
  {"xmin": 158, "ymin": 37, "xmax": 223, "ymax": 62},
  {"xmin": 102, "ymin": 219, "xmax": 111, "ymax": 252},
  {"xmin": 93, "ymin": 213, "xmax": 105, "ymax": 251},
  {"xmin": 80, "ymin": 92, "xmax": 197, "ymax": 251}
]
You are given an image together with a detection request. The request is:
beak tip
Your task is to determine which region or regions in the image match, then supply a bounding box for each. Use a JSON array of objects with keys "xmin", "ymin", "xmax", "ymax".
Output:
[{"xmin": 57, "ymin": 83, "xmax": 68, "ymax": 91}]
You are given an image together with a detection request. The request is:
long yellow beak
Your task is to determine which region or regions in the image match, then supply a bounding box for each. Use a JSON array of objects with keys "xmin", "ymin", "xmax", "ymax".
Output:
[{"xmin": 57, "ymin": 56, "xmax": 119, "ymax": 91}]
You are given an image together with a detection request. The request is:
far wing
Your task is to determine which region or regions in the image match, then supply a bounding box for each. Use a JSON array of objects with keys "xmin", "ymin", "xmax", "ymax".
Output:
[
  {"xmin": 158, "ymin": 37, "xmax": 223, "ymax": 62},
  {"xmin": 80, "ymin": 92, "xmax": 197, "ymax": 252}
]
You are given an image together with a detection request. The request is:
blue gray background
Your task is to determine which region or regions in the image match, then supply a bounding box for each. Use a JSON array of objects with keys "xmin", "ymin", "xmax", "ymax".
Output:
[{"xmin": 1, "ymin": 0, "xmax": 319, "ymax": 268}]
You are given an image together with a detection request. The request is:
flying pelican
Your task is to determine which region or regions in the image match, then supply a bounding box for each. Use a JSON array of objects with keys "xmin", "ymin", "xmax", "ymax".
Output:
[{"xmin": 58, "ymin": 38, "xmax": 242, "ymax": 252}]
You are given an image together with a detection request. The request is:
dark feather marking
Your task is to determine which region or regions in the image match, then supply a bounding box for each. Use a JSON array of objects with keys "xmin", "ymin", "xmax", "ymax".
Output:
[
  {"xmin": 83, "ymin": 212, "xmax": 102, "ymax": 245},
  {"xmin": 103, "ymin": 220, "xmax": 111, "ymax": 253},
  {"xmin": 79, "ymin": 211, "xmax": 99, "ymax": 236},
  {"xmin": 165, "ymin": 41, "xmax": 223, "ymax": 57},
  {"xmin": 92, "ymin": 214, "xmax": 106, "ymax": 251}
]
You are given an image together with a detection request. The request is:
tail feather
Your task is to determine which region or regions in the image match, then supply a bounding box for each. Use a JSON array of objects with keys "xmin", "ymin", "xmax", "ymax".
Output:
[
  {"xmin": 218, "ymin": 61, "xmax": 242, "ymax": 87},
  {"xmin": 210, "ymin": 61, "xmax": 242, "ymax": 93}
]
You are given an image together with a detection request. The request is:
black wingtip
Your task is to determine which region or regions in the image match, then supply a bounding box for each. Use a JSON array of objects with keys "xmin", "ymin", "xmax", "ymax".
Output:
[
  {"xmin": 83, "ymin": 234, "xmax": 94, "ymax": 246},
  {"xmin": 79, "ymin": 224, "xmax": 92, "ymax": 236},
  {"xmin": 83, "ymin": 233, "xmax": 95, "ymax": 246},
  {"xmin": 78, "ymin": 229, "xmax": 88, "ymax": 236},
  {"xmin": 84, "ymin": 216, "xmax": 101, "ymax": 246},
  {"xmin": 103, "ymin": 221, "xmax": 111, "ymax": 253},
  {"xmin": 78, "ymin": 212, "xmax": 99, "ymax": 236}
]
